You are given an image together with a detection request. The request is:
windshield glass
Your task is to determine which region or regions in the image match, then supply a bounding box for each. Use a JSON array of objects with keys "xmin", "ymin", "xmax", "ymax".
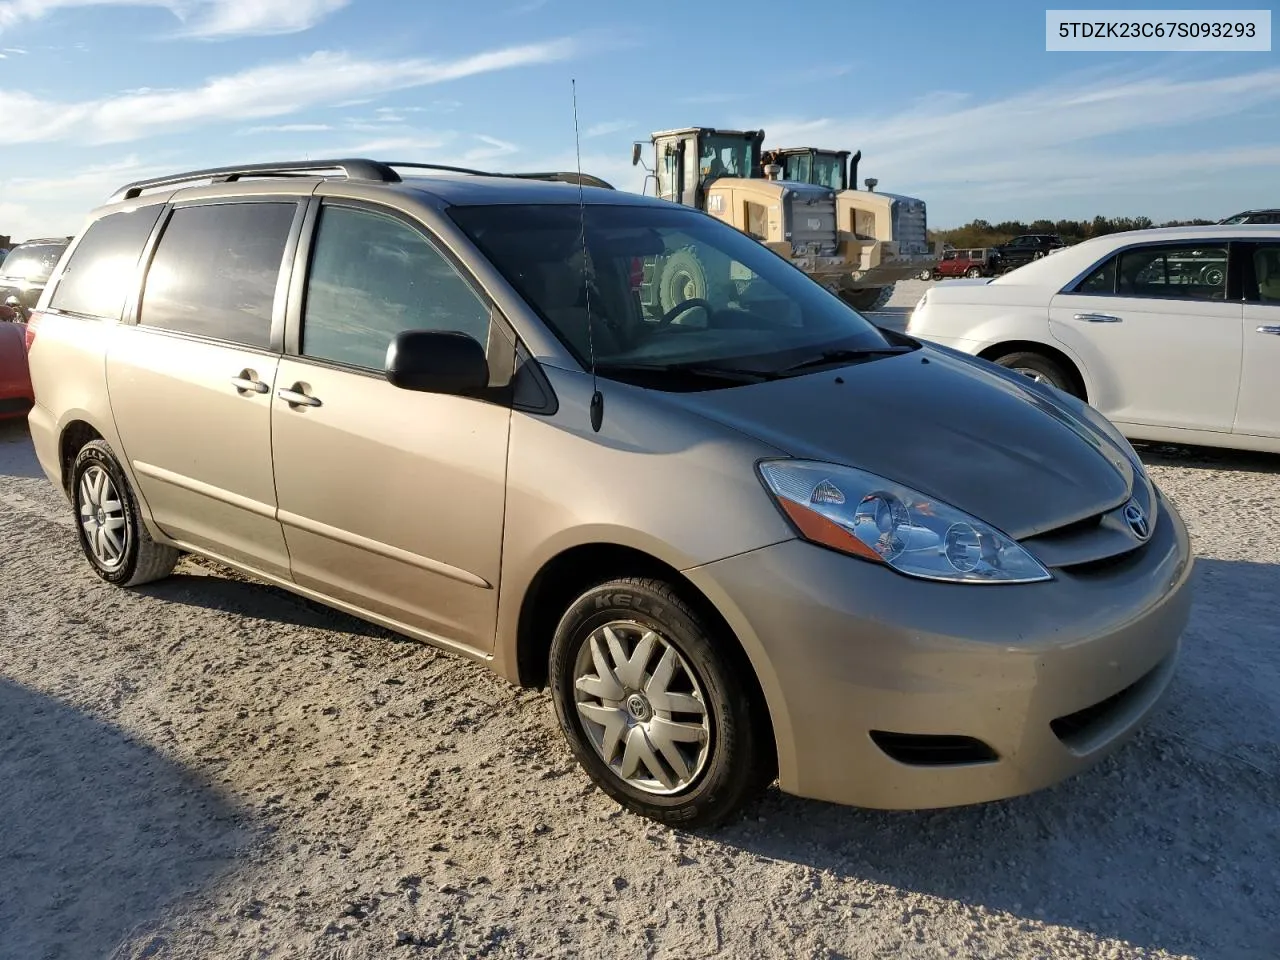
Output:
[
  {"xmin": 698, "ymin": 134, "xmax": 754, "ymax": 181},
  {"xmin": 811, "ymin": 154, "xmax": 846, "ymax": 190},
  {"xmin": 0, "ymin": 241, "xmax": 67, "ymax": 283},
  {"xmin": 449, "ymin": 203, "xmax": 895, "ymax": 383}
]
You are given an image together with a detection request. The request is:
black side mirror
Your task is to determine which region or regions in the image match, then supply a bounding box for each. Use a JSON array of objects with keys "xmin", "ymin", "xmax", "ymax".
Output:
[
  {"xmin": 631, "ymin": 143, "xmax": 643, "ymax": 167},
  {"xmin": 385, "ymin": 330, "xmax": 489, "ymax": 395}
]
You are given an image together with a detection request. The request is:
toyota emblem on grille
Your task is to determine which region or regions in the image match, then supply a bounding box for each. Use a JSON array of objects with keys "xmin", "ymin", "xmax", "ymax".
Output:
[{"xmin": 1123, "ymin": 499, "xmax": 1150, "ymax": 540}]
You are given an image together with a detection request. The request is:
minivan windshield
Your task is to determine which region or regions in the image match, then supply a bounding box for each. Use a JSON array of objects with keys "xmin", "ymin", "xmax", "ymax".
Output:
[
  {"xmin": 0, "ymin": 241, "xmax": 68, "ymax": 283},
  {"xmin": 449, "ymin": 203, "xmax": 900, "ymax": 387}
]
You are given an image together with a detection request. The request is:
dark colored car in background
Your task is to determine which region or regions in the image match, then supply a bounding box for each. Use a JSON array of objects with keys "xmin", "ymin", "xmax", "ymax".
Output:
[
  {"xmin": 933, "ymin": 248, "xmax": 997, "ymax": 279},
  {"xmin": 992, "ymin": 234, "xmax": 1064, "ymax": 273},
  {"xmin": 1218, "ymin": 209, "xmax": 1280, "ymax": 225},
  {"xmin": 0, "ymin": 237, "xmax": 72, "ymax": 320}
]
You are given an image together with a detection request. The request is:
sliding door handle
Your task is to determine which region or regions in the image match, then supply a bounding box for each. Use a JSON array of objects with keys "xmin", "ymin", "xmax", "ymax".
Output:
[
  {"xmin": 1257, "ymin": 325, "xmax": 1280, "ymax": 336},
  {"xmin": 277, "ymin": 385, "xmax": 322, "ymax": 408}
]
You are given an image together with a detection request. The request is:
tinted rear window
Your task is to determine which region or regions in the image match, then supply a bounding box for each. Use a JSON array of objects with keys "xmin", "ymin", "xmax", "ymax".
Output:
[
  {"xmin": 1, "ymin": 242, "xmax": 68, "ymax": 284},
  {"xmin": 139, "ymin": 202, "xmax": 296, "ymax": 348},
  {"xmin": 49, "ymin": 207, "xmax": 164, "ymax": 319}
]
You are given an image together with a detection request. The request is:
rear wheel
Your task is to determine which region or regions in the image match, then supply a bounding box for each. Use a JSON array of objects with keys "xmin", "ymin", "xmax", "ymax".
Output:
[
  {"xmin": 991, "ymin": 350, "xmax": 1079, "ymax": 397},
  {"xmin": 71, "ymin": 439, "xmax": 179, "ymax": 587},
  {"xmin": 839, "ymin": 284, "xmax": 895, "ymax": 312},
  {"xmin": 549, "ymin": 577, "xmax": 773, "ymax": 828}
]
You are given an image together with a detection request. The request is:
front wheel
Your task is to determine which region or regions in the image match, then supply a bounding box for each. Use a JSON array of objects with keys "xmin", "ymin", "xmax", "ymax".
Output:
[
  {"xmin": 965, "ymin": 266, "xmax": 983, "ymax": 278},
  {"xmin": 549, "ymin": 577, "xmax": 774, "ymax": 828},
  {"xmin": 992, "ymin": 350, "xmax": 1079, "ymax": 397}
]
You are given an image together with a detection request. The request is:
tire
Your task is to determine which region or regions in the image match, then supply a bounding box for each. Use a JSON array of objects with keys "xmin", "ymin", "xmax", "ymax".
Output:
[
  {"xmin": 655, "ymin": 248, "xmax": 730, "ymax": 315},
  {"xmin": 839, "ymin": 284, "xmax": 895, "ymax": 312},
  {"xmin": 71, "ymin": 439, "xmax": 179, "ymax": 587},
  {"xmin": 548, "ymin": 577, "xmax": 774, "ymax": 829},
  {"xmin": 965, "ymin": 266, "xmax": 983, "ymax": 278},
  {"xmin": 991, "ymin": 350, "xmax": 1079, "ymax": 397}
]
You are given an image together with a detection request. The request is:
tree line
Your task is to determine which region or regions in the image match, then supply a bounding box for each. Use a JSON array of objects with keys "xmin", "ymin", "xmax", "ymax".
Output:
[{"xmin": 930, "ymin": 216, "xmax": 1218, "ymax": 249}]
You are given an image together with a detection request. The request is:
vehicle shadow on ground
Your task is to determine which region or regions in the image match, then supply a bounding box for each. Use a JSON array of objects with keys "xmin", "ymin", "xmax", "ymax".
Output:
[
  {"xmin": 0, "ymin": 677, "xmax": 254, "ymax": 958},
  {"xmin": 137, "ymin": 569, "xmax": 401, "ymax": 641},
  {"xmin": 711, "ymin": 556, "xmax": 1279, "ymax": 960},
  {"xmin": 1137, "ymin": 441, "xmax": 1280, "ymax": 475},
  {"xmin": 0, "ymin": 418, "xmax": 43, "ymax": 479}
]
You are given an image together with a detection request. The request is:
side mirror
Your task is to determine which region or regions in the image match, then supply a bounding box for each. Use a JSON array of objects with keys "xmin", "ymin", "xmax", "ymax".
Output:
[
  {"xmin": 385, "ymin": 330, "xmax": 489, "ymax": 396},
  {"xmin": 631, "ymin": 142, "xmax": 643, "ymax": 167}
]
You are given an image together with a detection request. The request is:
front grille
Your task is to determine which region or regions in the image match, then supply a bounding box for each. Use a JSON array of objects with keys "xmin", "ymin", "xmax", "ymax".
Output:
[
  {"xmin": 891, "ymin": 200, "xmax": 929, "ymax": 255},
  {"xmin": 787, "ymin": 196, "xmax": 838, "ymax": 257},
  {"xmin": 869, "ymin": 731, "xmax": 998, "ymax": 766}
]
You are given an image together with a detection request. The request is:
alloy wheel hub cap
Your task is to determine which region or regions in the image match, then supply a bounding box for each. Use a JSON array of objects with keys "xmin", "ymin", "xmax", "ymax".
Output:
[
  {"xmin": 78, "ymin": 465, "xmax": 128, "ymax": 570},
  {"xmin": 572, "ymin": 620, "xmax": 711, "ymax": 796}
]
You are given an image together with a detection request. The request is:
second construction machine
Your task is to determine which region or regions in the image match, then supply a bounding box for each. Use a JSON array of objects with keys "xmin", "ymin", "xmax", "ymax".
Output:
[{"xmin": 633, "ymin": 127, "xmax": 932, "ymax": 313}]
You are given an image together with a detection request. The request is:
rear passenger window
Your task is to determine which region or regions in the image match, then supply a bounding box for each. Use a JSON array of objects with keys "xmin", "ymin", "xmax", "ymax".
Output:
[
  {"xmin": 50, "ymin": 207, "xmax": 163, "ymax": 319},
  {"xmin": 1252, "ymin": 246, "xmax": 1280, "ymax": 304},
  {"xmin": 139, "ymin": 202, "xmax": 296, "ymax": 348},
  {"xmin": 1117, "ymin": 245, "xmax": 1227, "ymax": 301},
  {"xmin": 1075, "ymin": 255, "xmax": 1117, "ymax": 294},
  {"xmin": 300, "ymin": 204, "xmax": 491, "ymax": 371}
]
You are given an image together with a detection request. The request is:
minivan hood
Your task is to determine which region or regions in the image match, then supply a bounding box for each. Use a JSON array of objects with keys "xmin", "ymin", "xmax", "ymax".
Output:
[{"xmin": 667, "ymin": 345, "xmax": 1135, "ymax": 540}]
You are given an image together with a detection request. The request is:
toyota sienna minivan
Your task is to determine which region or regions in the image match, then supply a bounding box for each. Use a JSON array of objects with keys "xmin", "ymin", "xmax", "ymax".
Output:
[{"xmin": 25, "ymin": 159, "xmax": 1193, "ymax": 827}]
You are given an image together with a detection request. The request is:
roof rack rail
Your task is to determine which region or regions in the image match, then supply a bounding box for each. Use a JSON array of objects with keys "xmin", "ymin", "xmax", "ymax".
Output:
[
  {"xmin": 510, "ymin": 171, "xmax": 615, "ymax": 190},
  {"xmin": 107, "ymin": 157, "xmax": 616, "ymax": 204},
  {"xmin": 108, "ymin": 159, "xmax": 402, "ymax": 203},
  {"xmin": 386, "ymin": 163, "xmax": 614, "ymax": 189},
  {"xmin": 383, "ymin": 161, "xmax": 500, "ymax": 177}
]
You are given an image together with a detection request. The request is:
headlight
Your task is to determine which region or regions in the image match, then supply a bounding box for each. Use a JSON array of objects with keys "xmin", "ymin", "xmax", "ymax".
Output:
[{"xmin": 758, "ymin": 460, "xmax": 1052, "ymax": 584}]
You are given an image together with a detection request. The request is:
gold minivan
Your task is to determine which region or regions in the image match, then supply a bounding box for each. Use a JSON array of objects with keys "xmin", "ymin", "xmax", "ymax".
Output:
[{"xmin": 26, "ymin": 160, "xmax": 1192, "ymax": 827}]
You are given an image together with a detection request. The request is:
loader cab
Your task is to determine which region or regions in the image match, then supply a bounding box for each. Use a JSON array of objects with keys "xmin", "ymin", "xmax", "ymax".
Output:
[
  {"xmin": 767, "ymin": 148, "xmax": 853, "ymax": 192},
  {"xmin": 638, "ymin": 127, "xmax": 765, "ymax": 210}
]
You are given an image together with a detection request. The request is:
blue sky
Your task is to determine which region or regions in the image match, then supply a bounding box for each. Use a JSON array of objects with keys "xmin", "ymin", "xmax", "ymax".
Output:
[{"xmin": 1, "ymin": 0, "xmax": 1277, "ymax": 241}]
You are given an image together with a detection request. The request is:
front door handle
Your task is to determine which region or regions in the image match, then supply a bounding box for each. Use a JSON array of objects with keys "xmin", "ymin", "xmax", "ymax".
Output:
[
  {"xmin": 277, "ymin": 384, "xmax": 322, "ymax": 408},
  {"xmin": 1257, "ymin": 325, "xmax": 1280, "ymax": 336},
  {"xmin": 231, "ymin": 370, "xmax": 269, "ymax": 394},
  {"xmin": 1073, "ymin": 312, "xmax": 1123, "ymax": 323}
]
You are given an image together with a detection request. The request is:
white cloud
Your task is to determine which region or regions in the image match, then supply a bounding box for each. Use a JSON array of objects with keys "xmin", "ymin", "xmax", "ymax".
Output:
[
  {"xmin": 0, "ymin": 39, "xmax": 578, "ymax": 144},
  {"xmin": 0, "ymin": 0, "xmax": 348, "ymax": 38},
  {"xmin": 239, "ymin": 122, "xmax": 334, "ymax": 135},
  {"xmin": 748, "ymin": 65, "xmax": 1280, "ymax": 222},
  {"xmin": 583, "ymin": 119, "xmax": 632, "ymax": 139},
  {"xmin": 463, "ymin": 134, "xmax": 520, "ymax": 162}
]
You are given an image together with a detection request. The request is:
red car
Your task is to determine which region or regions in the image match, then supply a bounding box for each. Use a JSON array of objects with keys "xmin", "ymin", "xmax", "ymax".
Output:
[
  {"xmin": 932, "ymin": 248, "xmax": 997, "ymax": 279},
  {"xmin": 0, "ymin": 316, "xmax": 34, "ymax": 421}
]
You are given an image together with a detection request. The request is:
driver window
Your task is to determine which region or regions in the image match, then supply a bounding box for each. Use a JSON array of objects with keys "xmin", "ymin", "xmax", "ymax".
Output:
[{"xmin": 302, "ymin": 204, "xmax": 491, "ymax": 370}]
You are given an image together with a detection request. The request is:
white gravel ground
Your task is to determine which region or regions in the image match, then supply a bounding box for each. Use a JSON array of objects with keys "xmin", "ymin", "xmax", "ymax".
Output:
[{"xmin": 1, "ymin": 282, "xmax": 1277, "ymax": 960}]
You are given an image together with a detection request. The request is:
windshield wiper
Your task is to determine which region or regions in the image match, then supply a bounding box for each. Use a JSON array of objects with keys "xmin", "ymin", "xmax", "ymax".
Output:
[
  {"xmin": 596, "ymin": 361, "xmax": 778, "ymax": 384},
  {"xmin": 772, "ymin": 346, "xmax": 912, "ymax": 377}
]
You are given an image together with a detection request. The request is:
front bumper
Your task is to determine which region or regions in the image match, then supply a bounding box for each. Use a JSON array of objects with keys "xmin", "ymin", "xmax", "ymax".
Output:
[{"xmin": 685, "ymin": 488, "xmax": 1193, "ymax": 810}]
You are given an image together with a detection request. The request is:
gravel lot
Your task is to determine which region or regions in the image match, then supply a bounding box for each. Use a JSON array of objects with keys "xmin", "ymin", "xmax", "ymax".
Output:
[{"xmin": 1, "ymin": 282, "xmax": 1277, "ymax": 960}]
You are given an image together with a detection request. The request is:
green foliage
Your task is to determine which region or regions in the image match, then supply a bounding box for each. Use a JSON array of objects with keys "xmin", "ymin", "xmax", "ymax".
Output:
[{"xmin": 931, "ymin": 216, "xmax": 1218, "ymax": 250}]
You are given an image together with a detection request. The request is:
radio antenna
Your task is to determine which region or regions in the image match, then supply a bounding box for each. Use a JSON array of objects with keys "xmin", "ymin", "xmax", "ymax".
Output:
[{"xmin": 572, "ymin": 78, "xmax": 604, "ymax": 432}]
